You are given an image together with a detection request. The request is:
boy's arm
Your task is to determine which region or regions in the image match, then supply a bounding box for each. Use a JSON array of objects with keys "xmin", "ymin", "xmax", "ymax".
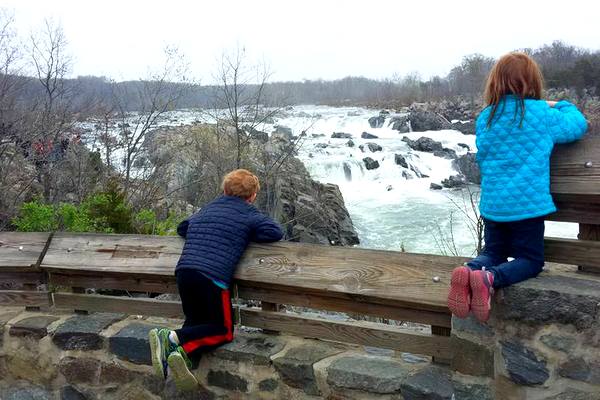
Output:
[
  {"xmin": 547, "ymin": 100, "xmax": 588, "ymax": 144},
  {"xmin": 250, "ymin": 213, "xmax": 284, "ymax": 243},
  {"xmin": 177, "ymin": 219, "xmax": 190, "ymax": 238}
]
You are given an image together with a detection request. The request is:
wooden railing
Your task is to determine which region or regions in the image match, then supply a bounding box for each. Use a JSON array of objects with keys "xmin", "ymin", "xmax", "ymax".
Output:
[{"xmin": 1, "ymin": 135, "xmax": 600, "ymax": 364}]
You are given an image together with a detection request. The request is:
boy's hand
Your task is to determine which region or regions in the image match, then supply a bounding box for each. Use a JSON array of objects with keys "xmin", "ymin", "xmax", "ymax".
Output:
[{"xmin": 546, "ymin": 100, "xmax": 558, "ymax": 107}]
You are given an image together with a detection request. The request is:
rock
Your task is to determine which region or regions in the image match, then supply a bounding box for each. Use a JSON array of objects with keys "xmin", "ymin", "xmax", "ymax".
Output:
[
  {"xmin": 558, "ymin": 357, "xmax": 600, "ymax": 384},
  {"xmin": 109, "ymin": 323, "xmax": 159, "ymax": 365},
  {"xmin": 500, "ymin": 340, "xmax": 549, "ymax": 385},
  {"xmin": 450, "ymin": 336, "xmax": 494, "ymax": 377},
  {"xmin": 258, "ymin": 379, "xmax": 278, "ymax": 392},
  {"xmin": 273, "ymin": 342, "xmax": 343, "ymax": 395},
  {"xmin": 453, "ymin": 153, "xmax": 480, "ymax": 184},
  {"xmin": 402, "ymin": 171, "xmax": 413, "ymax": 179},
  {"xmin": 60, "ymin": 385, "xmax": 89, "ymax": 400},
  {"xmin": 451, "ymin": 315, "xmax": 494, "ymax": 337},
  {"xmin": 430, "ymin": 183, "xmax": 443, "ymax": 190},
  {"xmin": 458, "ymin": 143, "xmax": 471, "ymax": 151},
  {"xmin": 212, "ymin": 332, "xmax": 285, "ymax": 366},
  {"xmin": 361, "ymin": 131, "xmax": 378, "ymax": 139},
  {"xmin": 402, "ymin": 136, "xmax": 443, "ymax": 152},
  {"xmin": 315, "ymin": 143, "xmax": 328, "ymax": 149},
  {"xmin": 408, "ymin": 110, "xmax": 452, "ymax": 131},
  {"xmin": 496, "ymin": 274, "xmax": 600, "ymax": 330},
  {"xmin": 368, "ymin": 115, "xmax": 386, "ymax": 128},
  {"xmin": 2, "ymin": 386, "xmax": 53, "ymax": 400},
  {"xmin": 163, "ymin": 379, "xmax": 215, "ymax": 400},
  {"xmin": 379, "ymin": 110, "xmax": 390, "ymax": 115},
  {"xmin": 452, "ymin": 120, "xmax": 476, "ymax": 135},
  {"xmin": 441, "ymin": 175, "xmax": 467, "ymax": 188},
  {"xmin": 363, "ymin": 157, "xmax": 380, "ymax": 170},
  {"xmin": 273, "ymin": 125, "xmax": 293, "ymax": 137},
  {"xmin": 401, "ymin": 365, "xmax": 454, "ymax": 400},
  {"xmin": 366, "ymin": 142, "xmax": 382, "ymax": 152},
  {"xmin": 389, "ymin": 115, "xmax": 410, "ymax": 132},
  {"xmin": 331, "ymin": 132, "xmax": 352, "ymax": 139},
  {"xmin": 59, "ymin": 357, "xmax": 101, "ymax": 384},
  {"xmin": 53, "ymin": 313, "xmax": 125, "ymax": 351},
  {"xmin": 540, "ymin": 333, "xmax": 577, "ymax": 353},
  {"xmin": 327, "ymin": 355, "xmax": 409, "ymax": 394},
  {"xmin": 394, "ymin": 154, "xmax": 408, "ymax": 168},
  {"xmin": 543, "ymin": 388, "xmax": 600, "ymax": 400},
  {"xmin": 9, "ymin": 316, "xmax": 59, "ymax": 339},
  {"xmin": 346, "ymin": 139, "xmax": 354, "ymax": 147},
  {"xmin": 312, "ymin": 133, "xmax": 326, "ymax": 138},
  {"xmin": 452, "ymin": 379, "xmax": 494, "ymax": 400},
  {"xmin": 386, "ymin": 185, "xmax": 393, "ymax": 191},
  {"xmin": 207, "ymin": 370, "xmax": 248, "ymax": 392},
  {"xmin": 434, "ymin": 148, "xmax": 458, "ymax": 159}
]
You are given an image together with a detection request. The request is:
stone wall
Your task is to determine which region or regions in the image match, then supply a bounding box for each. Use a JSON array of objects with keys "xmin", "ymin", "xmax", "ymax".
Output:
[
  {"xmin": 454, "ymin": 269, "xmax": 600, "ymax": 400},
  {"xmin": 0, "ymin": 307, "xmax": 470, "ymax": 400}
]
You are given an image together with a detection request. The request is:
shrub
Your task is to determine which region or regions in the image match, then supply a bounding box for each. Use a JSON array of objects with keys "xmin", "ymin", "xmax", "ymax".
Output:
[{"xmin": 12, "ymin": 201, "xmax": 58, "ymax": 232}]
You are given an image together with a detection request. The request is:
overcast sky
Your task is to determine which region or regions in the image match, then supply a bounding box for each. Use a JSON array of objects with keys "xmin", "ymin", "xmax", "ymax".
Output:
[{"xmin": 2, "ymin": 0, "xmax": 599, "ymax": 83}]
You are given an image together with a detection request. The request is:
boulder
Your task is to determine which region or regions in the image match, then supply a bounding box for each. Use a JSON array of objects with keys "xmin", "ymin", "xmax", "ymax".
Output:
[
  {"xmin": 433, "ymin": 148, "xmax": 458, "ymax": 159},
  {"xmin": 441, "ymin": 175, "xmax": 467, "ymax": 188},
  {"xmin": 273, "ymin": 125, "xmax": 293, "ymax": 137},
  {"xmin": 394, "ymin": 154, "xmax": 408, "ymax": 168},
  {"xmin": 430, "ymin": 183, "xmax": 443, "ymax": 190},
  {"xmin": 366, "ymin": 142, "xmax": 382, "ymax": 152},
  {"xmin": 452, "ymin": 120, "xmax": 476, "ymax": 135},
  {"xmin": 389, "ymin": 115, "xmax": 410, "ymax": 132},
  {"xmin": 402, "ymin": 136, "xmax": 443, "ymax": 152},
  {"xmin": 452, "ymin": 153, "xmax": 480, "ymax": 184},
  {"xmin": 368, "ymin": 115, "xmax": 386, "ymax": 128},
  {"xmin": 363, "ymin": 157, "xmax": 380, "ymax": 170},
  {"xmin": 361, "ymin": 131, "xmax": 378, "ymax": 139},
  {"xmin": 331, "ymin": 132, "xmax": 352, "ymax": 139},
  {"xmin": 315, "ymin": 143, "xmax": 328, "ymax": 149},
  {"xmin": 408, "ymin": 110, "xmax": 452, "ymax": 131},
  {"xmin": 346, "ymin": 139, "xmax": 355, "ymax": 147}
]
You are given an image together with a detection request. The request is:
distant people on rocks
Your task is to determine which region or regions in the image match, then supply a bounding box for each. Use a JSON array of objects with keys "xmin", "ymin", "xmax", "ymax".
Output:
[{"xmin": 447, "ymin": 52, "xmax": 588, "ymax": 323}]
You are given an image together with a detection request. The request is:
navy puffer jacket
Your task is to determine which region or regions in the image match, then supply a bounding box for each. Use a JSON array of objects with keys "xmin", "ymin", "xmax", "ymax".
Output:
[{"xmin": 175, "ymin": 195, "xmax": 284, "ymax": 285}]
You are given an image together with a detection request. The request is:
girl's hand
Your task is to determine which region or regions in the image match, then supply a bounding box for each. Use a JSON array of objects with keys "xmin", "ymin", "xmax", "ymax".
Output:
[{"xmin": 546, "ymin": 100, "xmax": 558, "ymax": 107}]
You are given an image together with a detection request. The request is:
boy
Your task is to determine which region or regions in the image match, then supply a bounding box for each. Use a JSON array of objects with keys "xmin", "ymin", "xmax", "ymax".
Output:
[{"xmin": 149, "ymin": 169, "xmax": 284, "ymax": 390}]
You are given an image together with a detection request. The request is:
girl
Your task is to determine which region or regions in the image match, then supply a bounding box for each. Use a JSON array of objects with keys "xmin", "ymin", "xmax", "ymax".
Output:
[{"xmin": 447, "ymin": 52, "xmax": 587, "ymax": 322}]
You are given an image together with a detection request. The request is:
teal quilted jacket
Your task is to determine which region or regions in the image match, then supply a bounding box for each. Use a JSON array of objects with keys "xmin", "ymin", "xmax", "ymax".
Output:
[{"xmin": 475, "ymin": 95, "xmax": 587, "ymax": 222}]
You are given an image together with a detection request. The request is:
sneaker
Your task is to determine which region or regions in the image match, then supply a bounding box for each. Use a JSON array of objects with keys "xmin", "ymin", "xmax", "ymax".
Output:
[
  {"xmin": 168, "ymin": 347, "xmax": 198, "ymax": 391},
  {"xmin": 470, "ymin": 268, "xmax": 495, "ymax": 322},
  {"xmin": 447, "ymin": 266, "xmax": 471, "ymax": 318},
  {"xmin": 149, "ymin": 328, "xmax": 176, "ymax": 379}
]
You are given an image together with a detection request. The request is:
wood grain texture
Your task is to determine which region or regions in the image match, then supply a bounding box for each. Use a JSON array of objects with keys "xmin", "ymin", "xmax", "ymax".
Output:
[
  {"xmin": 0, "ymin": 232, "xmax": 51, "ymax": 271},
  {"xmin": 237, "ymin": 286, "xmax": 451, "ymax": 327},
  {"xmin": 42, "ymin": 234, "xmax": 465, "ymax": 313},
  {"xmin": 551, "ymin": 136, "xmax": 600, "ymax": 196},
  {"xmin": 0, "ymin": 272, "xmax": 45, "ymax": 289},
  {"xmin": 544, "ymin": 237, "xmax": 600, "ymax": 271},
  {"xmin": 49, "ymin": 272, "xmax": 177, "ymax": 293},
  {"xmin": 0, "ymin": 290, "xmax": 50, "ymax": 306},
  {"xmin": 239, "ymin": 308, "xmax": 451, "ymax": 359},
  {"xmin": 53, "ymin": 293, "xmax": 184, "ymax": 318}
]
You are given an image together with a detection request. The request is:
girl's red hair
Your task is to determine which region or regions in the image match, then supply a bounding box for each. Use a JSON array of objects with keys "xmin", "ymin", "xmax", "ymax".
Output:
[{"xmin": 484, "ymin": 52, "xmax": 544, "ymax": 127}]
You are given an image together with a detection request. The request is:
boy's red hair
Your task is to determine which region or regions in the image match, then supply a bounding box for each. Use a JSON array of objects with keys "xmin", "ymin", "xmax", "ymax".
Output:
[
  {"xmin": 222, "ymin": 169, "xmax": 260, "ymax": 200},
  {"xmin": 484, "ymin": 52, "xmax": 544, "ymax": 127}
]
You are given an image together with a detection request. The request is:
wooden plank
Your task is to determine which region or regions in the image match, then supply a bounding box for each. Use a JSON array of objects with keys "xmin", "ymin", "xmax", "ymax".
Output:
[
  {"xmin": 49, "ymin": 272, "xmax": 177, "ymax": 293},
  {"xmin": 236, "ymin": 243, "xmax": 466, "ymax": 313},
  {"xmin": 53, "ymin": 293, "xmax": 184, "ymax": 318},
  {"xmin": 237, "ymin": 285, "xmax": 451, "ymax": 328},
  {"xmin": 239, "ymin": 308, "xmax": 451, "ymax": 359},
  {"xmin": 0, "ymin": 232, "xmax": 52, "ymax": 271},
  {"xmin": 41, "ymin": 232, "xmax": 183, "ymax": 274},
  {"xmin": 551, "ymin": 135, "xmax": 600, "ymax": 196},
  {"xmin": 0, "ymin": 290, "xmax": 50, "ymax": 307},
  {"xmin": 0, "ymin": 272, "xmax": 44, "ymax": 288},
  {"xmin": 544, "ymin": 237, "xmax": 600, "ymax": 271},
  {"xmin": 547, "ymin": 195, "xmax": 600, "ymax": 224},
  {"xmin": 42, "ymin": 234, "xmax": 465, "ymax": 313}
]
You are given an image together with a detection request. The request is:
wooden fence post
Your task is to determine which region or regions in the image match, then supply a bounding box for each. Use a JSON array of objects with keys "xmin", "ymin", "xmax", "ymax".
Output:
[
  {"xmin": 431, "ymin": 325, "xmax": 452, "ymax": 364},
  {"xmin": 578, "ymin": 224, "xmax": 600, "ymax": 272}
]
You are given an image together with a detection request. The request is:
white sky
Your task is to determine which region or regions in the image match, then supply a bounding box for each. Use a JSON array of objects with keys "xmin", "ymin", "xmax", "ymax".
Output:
[{"xmin": 2, "ymin": 0, "xmax": 599, "ymax": 83}]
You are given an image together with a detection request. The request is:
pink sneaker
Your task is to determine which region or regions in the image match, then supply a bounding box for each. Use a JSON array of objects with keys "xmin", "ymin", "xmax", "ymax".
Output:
[
  {"xmin": 470, "ymin": 269, "xmax": 494, "ymax": 322},
  {"xmin": 447, "ymin": 266, "xmax": 471, "ymax": 318}
]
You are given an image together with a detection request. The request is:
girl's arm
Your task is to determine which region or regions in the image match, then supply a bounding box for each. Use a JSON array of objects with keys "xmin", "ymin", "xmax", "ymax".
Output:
[{"xmin": 547, "ymin": 101, "xmax": 588, "ymax": 144}]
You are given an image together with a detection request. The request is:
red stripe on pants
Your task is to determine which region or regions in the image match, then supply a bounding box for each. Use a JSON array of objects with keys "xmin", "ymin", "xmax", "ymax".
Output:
[{"xmin": 182, "ymin": 289, "xmax": 233, "ymax": 354}]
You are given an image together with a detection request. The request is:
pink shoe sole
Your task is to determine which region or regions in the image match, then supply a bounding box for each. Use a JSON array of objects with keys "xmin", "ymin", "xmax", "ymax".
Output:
[
  {"xmin": 447, "ymin": 266, "xmax": 471, "ymax": 318},
  {"xmin": 470, "ymin": 270, "xmax": 493, "ymax": 322}
]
